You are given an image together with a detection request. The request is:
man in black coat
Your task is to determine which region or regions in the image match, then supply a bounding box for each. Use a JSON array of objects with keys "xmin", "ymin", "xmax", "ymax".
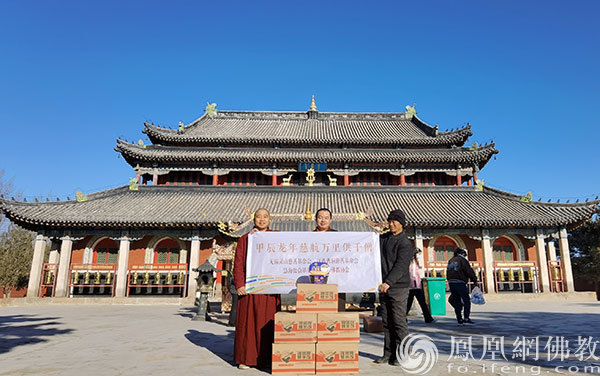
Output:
[
  {"xmin": 447, "ymin": 248, "xmax": 478, "ymax": 325},
  {"xmin": 375, "ymin": 209, "xmax": 413, "ymax": 366}
]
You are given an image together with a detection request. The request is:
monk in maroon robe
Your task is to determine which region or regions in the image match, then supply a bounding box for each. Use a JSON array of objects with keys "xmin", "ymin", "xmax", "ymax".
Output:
[{"xmin": 233, "ymin": 208, "xmax": 281, "ymax": 370}]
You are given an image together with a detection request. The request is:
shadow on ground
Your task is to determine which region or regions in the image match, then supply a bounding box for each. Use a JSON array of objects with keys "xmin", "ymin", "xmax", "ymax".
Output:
[
  {"xmin": 0, "ymin": 314, "xmax": 73, "ymax": 354},
  {"xmin": 185, "ymin": 329, "xmax": 236, "ymax": 366},
  {"xmin": 177, "ymin": 302, "xmax": 236, "ymax": 328}
]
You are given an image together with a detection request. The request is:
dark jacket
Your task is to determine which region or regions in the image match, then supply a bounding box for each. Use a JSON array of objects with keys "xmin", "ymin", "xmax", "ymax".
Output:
[
  {"xmin": 379, "ymin": 231, "xmax": 413, "ymax": 289},
  {"xmin": 446, "ymin": 255, "xmax": 478, "ymax": 284}
]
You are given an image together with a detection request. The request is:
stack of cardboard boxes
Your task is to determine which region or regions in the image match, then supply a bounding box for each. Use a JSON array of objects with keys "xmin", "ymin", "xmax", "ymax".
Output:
[{"xmin": 272, "ymin": 284, "xmax": 360, "ymax": 375}]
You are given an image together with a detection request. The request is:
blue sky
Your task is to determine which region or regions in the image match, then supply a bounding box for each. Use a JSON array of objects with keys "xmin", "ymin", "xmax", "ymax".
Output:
[{"xmin": 1, "ymin": 1, "xmax": 598, "ymax": 202}]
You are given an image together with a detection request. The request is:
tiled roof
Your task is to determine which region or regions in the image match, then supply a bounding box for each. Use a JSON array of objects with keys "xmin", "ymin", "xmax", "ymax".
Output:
[
  {"xmin": 115, "ymin": 140, "xmax": 498, "ymax": 167},
  {"xmin": 1, "ymin": 185, "xmax": 596, "ymax": 230},
  {"xmin": 143, "ymin": 111, "xmax": 473, "ymax": 147}
]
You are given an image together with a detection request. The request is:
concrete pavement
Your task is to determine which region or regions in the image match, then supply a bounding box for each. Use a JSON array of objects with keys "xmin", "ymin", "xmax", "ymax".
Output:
[{"xmin": 1, "ymin": 297, "xmax": 599, "ymax": 376}]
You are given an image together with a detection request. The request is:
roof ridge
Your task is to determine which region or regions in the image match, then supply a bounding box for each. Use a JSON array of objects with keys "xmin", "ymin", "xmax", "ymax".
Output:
[
  {"xmin": 117, "ymin": 139, "xmax": 497, "ymax": 153},
  {"xmin": 482, "ymin": 185, "xmax": 600, "ymax": 207},
  {"xmin": 0, "ymin": 185, "xmax": 131, "ymax": 207},
  {"xmin": 3, "ymin": 184, "xmax": 597, "ymax": 230}
]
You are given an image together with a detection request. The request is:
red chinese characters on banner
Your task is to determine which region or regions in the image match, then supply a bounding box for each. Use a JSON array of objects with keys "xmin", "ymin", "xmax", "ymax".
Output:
[{"xmin": 246, "ymin": 232, "xmax": 382, "ymax": 294}]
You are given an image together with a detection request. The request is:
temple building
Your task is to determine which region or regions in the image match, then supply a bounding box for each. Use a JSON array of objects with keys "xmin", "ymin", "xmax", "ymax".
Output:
[{"xmin": 1, "ymin": 98, "xmax": 597, "ymax": 304}]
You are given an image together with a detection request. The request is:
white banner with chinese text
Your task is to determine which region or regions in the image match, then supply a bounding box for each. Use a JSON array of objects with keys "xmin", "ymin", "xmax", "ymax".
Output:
[{"xmin": 246, "ymin": 231, "xmax": 382, "ymax": 294}]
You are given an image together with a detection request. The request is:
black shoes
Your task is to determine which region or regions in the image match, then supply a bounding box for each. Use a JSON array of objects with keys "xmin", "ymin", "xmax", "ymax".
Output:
[
  {"xmin": 374, "ymin": 356, "xmax": 390, "ymax": 364},
  {"xmin": 463, "ymin": 318, "xmax": 475, "ymax": 324},
  {"xmin": 374, "ymin": 356, "xmax": 406, "ymax": 366}
]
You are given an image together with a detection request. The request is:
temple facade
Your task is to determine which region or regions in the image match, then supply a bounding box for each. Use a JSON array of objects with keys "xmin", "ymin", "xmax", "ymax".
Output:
[{"xmin": 1, "ymin": 98, "xmax": 597, "ymax": 303}]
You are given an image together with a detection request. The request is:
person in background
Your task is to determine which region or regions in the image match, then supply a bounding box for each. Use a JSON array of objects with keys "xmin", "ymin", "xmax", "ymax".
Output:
[
  {"xmin": 446, "ymin": 248, "xmax": 478, "ymax": 325},
  {"xmin": 406, "ymin": 248, "xmax": 435, "ymax": 323},
  {"xmin": 233, "ymin": 208, "xmax": 281, "ymax": 370},
  {"xmin": 376, "ymin": 209, "xmax": 413, "ymax": 366},
  {"xmin": 314, "ymin": 207, "xmax": 336, "ymax": 232}
]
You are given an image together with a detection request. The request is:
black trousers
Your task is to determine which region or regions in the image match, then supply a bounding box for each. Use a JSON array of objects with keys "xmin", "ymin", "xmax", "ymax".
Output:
[
  {"xmin": 380, "ymin": 287, "xmax": 409, "ymax": 360},
  {"xmin": 228, "ymin": 293, "xmax": 238, "ymax": 326},
  {"xmin": 448, "ymin": 281, "xmax": 471, "ymax": 321},
  {"xmin": 407, "ymin": 288, "xmax": 434, "ymax": 322}
]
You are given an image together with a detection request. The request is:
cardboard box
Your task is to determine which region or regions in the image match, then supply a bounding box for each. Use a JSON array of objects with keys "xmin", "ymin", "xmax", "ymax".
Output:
[
  {"xmin": 296, "ymin": 283, "xmax": 338, "ymax": 313},
  {"xmin": 272, "ymin": 343, "xmax": 316, "ymax": 375},
  {"xmin": 315, "ymin": 342, "xmax": 359, "ymax": 374},
  {"xmin": 274, "ymin": 312, "xmax": 318, "ymax": 343},
  {"xmin": 362, "ymin": 315, "xmax": 383, "ymax": 333},
  {"xmin": 317, "ymin": 313, "xmax": 360, "ymax": 342}
]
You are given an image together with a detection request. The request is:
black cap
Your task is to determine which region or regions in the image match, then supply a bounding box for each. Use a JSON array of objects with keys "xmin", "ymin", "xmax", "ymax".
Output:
[
  {"xmin": 454, "ymin": 248, "xmax": 467, "ymax": 257},
  {"xmin": 387, "ymin": 209, "xmax": 406, "ymax": 227}
]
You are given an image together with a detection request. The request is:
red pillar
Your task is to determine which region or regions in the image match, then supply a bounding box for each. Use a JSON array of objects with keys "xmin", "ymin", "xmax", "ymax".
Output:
[
  {"xmin": 212, "ymin": 174, "xmax": 218, "ymax": 185},
  {"xmin": 400, "ymin": 174, "xmax": 406, "ymax": 186},
  {"xmin": 272, "ymin": 174, "xmax": 278, "ymax": 186},
  {"xmin": 457, "ymin": 175, "xmax": 462, "ymax": 186},
  {"xmin": 344, "ymin": 175, "xmax": 349, "ymax": 186}
]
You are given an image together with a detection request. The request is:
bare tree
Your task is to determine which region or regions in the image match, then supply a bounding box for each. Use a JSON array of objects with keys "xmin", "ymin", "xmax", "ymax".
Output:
[
  {"xmin": 0, "ymin": 170, "xmax": 35, "ymax": 297},
  {"xmin": 0, "ymin": 169, "xmax": 17, "ymax": 231}
]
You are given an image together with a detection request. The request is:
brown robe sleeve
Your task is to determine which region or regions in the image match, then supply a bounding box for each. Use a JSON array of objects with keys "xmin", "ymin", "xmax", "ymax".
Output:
[{"xmin": 233, "ymin": 233, "xmax": 249, "ymax": 290}]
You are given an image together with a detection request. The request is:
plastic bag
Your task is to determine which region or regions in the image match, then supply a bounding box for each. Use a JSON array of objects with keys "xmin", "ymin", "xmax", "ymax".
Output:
[{"xmin": 471, "ymin": 286, "xmax": 486, "ymax": 305}]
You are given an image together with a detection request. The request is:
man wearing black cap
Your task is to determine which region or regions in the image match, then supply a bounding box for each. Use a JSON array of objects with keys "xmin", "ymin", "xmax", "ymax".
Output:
[
  {"xmin": 375, "ymin": 209, "xmax": 413, "ymax": 366},
  {"xmin": 446, "ymin": 248, "xmax": 478, "ymax": 325}
]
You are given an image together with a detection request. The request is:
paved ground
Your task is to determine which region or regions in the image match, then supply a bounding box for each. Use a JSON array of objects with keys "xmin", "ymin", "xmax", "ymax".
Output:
[{"xmin": 1, "ymin": 298, "xmax": 599, "ymax": 376}]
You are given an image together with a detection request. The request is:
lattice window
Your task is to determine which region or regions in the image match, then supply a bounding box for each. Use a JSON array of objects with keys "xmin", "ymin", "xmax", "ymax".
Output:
[
  {"xmin": 433, "ymin": 236, "xmax": 456, "ymax": 261},
  {"xmin": 97, "ymin": 249, "xmax": 107, "ymax": 264},
  {"xmin": 96, "ymin": 248, "xmax": 118, "ymax": 264},
  {"xmin": 156, "ymin": 247, "xmax": 180, "ymax": 264},
  {"xmin": 157, "ymin": 249, "xmax": 168, "ymax": 264},
  {"xmin": 169, "ymin": 249, "xmax": 179, "ymax": 264},
  {"xmin": 493, "ymin": 245, "xmax": 514, "ymax": 261},
  {"xmin": 107, "ymin": 250, "xmax": 118, "ymax": 264}
]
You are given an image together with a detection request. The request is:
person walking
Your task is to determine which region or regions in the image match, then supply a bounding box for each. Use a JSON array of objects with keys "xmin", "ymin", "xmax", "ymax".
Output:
[
  {"xmin": 233, "ymin": 208, "xmax": 281, "ymax": 370},
  {"xmin": 375, "ymin": 209, "xmax": 413, "ymax": 366},
  {"xmin": 446, "ymin": 248, "xmax": 478, "ymax": 325},
  {"xmin": 406, "ymin": 248, "xmax": 435, "ymax": 323}
]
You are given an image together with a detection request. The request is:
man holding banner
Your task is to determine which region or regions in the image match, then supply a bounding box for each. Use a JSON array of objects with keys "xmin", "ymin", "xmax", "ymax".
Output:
[
  {"xmin": 314, "ymin": 207, "xmax": 336, "ymax": 232},
  {"xmin": 376, "ymin": 209, "xmax": 413, "ymax": 366},
  {"xmin": 233, "ymin": 208, "xmax": 281, "ymax": 370}
]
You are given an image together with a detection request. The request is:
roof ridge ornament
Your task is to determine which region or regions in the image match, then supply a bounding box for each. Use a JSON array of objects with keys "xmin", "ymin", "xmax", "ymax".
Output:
[
  {"xmin": 405, "ymin": 103, "xmax": 417, "ymax": 120},
  {"xmin": 520, "ymin": 192, "xmax": 533, "ymax": 203},
  {"xmin": 307, "ymin": 95, "xmax": 319, "ymax": 119},
  {"xmin": 475, "ymin": 179, "xmax": 484, "ymax": 192},
  {"xmin": 304, "ymin": 200, "xmax": 312, "ymax": 220},
  {"xmin": 310, "ymin": 95, "xmax": 317, "ymax": 111},
  {"xmin": 75, "ymin": 190, "xmax": 88, "ymax": 203},
  {"xmin": 129, "ymin": 178, "xmax": 139, "ymax": 191},
  {"xmin": 205, "ymin": 102, "xmax": 218, "ymax": 117}
]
